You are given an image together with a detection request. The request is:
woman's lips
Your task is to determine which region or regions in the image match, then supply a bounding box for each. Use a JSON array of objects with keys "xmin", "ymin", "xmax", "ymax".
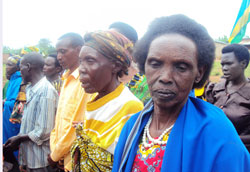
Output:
[{"xmin": 154, "ymin": 90, "xmax": 176, "ymax": 100}]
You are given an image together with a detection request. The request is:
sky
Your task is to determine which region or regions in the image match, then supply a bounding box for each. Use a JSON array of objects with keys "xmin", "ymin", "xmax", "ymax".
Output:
[{"xmin": 3, "ymin": 0, "xmax": 250, "ymax": 49}]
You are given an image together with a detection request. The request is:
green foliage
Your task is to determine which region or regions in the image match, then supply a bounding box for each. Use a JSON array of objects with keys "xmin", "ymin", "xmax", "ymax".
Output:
[
  {"xmin": 215, "ymin": 35, "xmax": 229, "ymax": 43},
  {"xmin": 3, "ymin": 46, "xmax": 22, "ymax": 55},
  {"xmin": 37, "ymin": 38, "xmax": 56, "ymax": 56}
]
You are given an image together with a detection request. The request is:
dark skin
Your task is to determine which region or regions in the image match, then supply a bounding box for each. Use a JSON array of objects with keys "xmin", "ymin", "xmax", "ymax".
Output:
[
  {"xmin": 221, "ymin": 52, "xmax": 250, "ymax": 143},
  {"xmin": 6, "ymin": 60, "xmax": 19, "ymax": 80},
  {"xmin": 48, "ymin": 40, "xmax": 81, "ymax": 169},
  {"xmin": 145, "ymin": 34, "xmax": 205, "ymax": 137},
  {"xmin": 78, "ymin": 46, "xmax": 122, "ymax": 100},
  {"xmin": 3, "ymin": 57, "xmax": 44, "ymax": 152},
  {"xmin": 43, "ymin": 56, "xmax": 62, "ymax": 82},
  {"xmin": 56, "ymin": 38, "xmax": 82, "ymax": 73}
]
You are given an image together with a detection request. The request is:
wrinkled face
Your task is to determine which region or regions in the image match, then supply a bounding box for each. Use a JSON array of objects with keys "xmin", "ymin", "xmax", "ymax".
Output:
[
  {"xmin": 6, "ymin": 60, "xmax": 18, "ymax": 80},
  {"xmin": 79, "ymin": 46, "xmax": 114, "ymax": 94},
  {"xmin": 145, "ymin": 34, "xmax": 201, "ymax": 109},
  {"xmin": 221, "ymin": 52, "xmax": 244, "ymax": 81},
  {"xmin": 56, "ymin": 38, "xmax": 80, "ymax": 70},
  {"xmin": 19, "ymin": 59, "xmax": 30, "ymax": 83},
  {"xmin": 43, "ymin": 56, "xmax": 59, "ymax": 77}
]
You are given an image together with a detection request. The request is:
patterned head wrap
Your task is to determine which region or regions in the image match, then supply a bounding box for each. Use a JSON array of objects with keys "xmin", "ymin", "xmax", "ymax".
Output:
[
  {"xmin": 21, "ymin": 46, "xmax": 39, "ymax": 55},
  {"xmin": 8, "ymin": 55, "xmax": 22, "ymax": 66},
  {"xmin": 84, "ymin": 30, "xmax": 133, "ymax": 76}
]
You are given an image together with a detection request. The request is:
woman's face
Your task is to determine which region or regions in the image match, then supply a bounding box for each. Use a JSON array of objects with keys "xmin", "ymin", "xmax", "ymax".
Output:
[
  {"xmin": 79, "ymin": 46, "xmax": 115, "ymax": 94},
  {"xmin": 145, "ymin": 34, "xmax": 203, "ymax": 110},
  {"xmin": 6, "ymin": 60, "xmax": 18, "ymax": 80},
  {"xmin": 221, "ymin": 52, "xmax": 244, "ymax": 81}
]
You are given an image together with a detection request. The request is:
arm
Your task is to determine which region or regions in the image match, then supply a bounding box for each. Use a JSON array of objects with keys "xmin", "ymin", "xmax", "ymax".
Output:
[
  {"xmin": 204, "ymin": 82, "xmax": 216, "ymax": 103},
  {"xmin": 50, "ymin": 93, "xmax": 90, "ymax": 162},
  {"xmin": 3, "ymin": 134, "xmax": 30, "ymax": 152},
  {"xmin": 28, "ymin": 93, "xmax": 57, "ymax": 145}
]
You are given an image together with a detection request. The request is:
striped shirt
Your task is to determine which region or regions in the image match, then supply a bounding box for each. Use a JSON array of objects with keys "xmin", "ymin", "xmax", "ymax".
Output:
[{"xmin": 19, "ymin": 77, "xmax": 58, "ymax": 168}]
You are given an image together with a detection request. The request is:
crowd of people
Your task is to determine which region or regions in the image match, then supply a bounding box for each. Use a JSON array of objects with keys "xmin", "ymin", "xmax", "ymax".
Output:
[{"xmin": 2, "ymin": 14, "xmax": 250, "ymax": 172}]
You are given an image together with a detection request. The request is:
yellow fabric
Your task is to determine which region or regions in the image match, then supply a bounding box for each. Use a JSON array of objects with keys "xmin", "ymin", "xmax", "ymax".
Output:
[
  {"xmin": 50, "ymin": 69, "xmax": 91, "ymax": 171},
  {"xmin": 71, "ymin": 125, "xmax": 114, "ymax": 172},
  {"xmin": 71, "ymin": 84, "xmax": 143, "ymax": 171},
  {"xmin": 84, "ymin": 84, "xmax": 143, "ymax": 153},
  {"xmin": 229, "ymin": 5, "xmax": 250, "ymax": 43}
]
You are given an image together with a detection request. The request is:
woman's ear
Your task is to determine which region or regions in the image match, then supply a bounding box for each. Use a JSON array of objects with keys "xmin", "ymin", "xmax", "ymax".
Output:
[
  {"xmin": 240, "ymin": 59, "xmax": 247, "ymax": 69},
  {"xmin": 195, "ymin": 66, "xmax": 206, "ymax": 84},
  {"xmin": 112, "ymin": 62, "xmax": 122, "ymax": 74}
]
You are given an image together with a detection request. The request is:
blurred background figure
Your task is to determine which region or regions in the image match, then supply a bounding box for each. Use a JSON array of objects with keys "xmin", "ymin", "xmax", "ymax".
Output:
[
  {"xmin": 43, "ymin": 54, "xmax": 63, "ymax": 94},
  {"xmin": 205, "ymin": 44, "xmax": 250, "ymax": 152},
  {"xmin": 109, "ymin": 21, "xmax": 151, "ymax": 105},
  {"xmin": 3, "ymin": 55, "xmax": 23, "ymax": 171}
]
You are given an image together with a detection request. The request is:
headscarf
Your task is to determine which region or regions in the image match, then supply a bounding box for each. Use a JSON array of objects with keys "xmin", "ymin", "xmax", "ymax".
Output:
[
  {"xmin": 21, "ymin": 46, "xmax": 39, "ymax": 55},
  {"xmin": 8, "ymin": 55, "xmax": 22, "ymax": 66},
  {"xmin": 84, "ymin": 30, "xmax": 133, "ymax": 75}
]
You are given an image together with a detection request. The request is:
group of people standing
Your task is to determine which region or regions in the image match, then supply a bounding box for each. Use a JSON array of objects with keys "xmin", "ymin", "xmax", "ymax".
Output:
[{"xmin": 2, "ymin": 14, "xmax": 250, "ymax": 172}]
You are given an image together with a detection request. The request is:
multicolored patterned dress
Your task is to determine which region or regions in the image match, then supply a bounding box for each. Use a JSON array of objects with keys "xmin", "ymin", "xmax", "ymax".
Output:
[
  {"xmin": 132, "ymin": 131, "xmax": 171, "ymax": 172},
  {"xmin": 127, "ymin": 72, "xmax": 151, "ymax": 105}
]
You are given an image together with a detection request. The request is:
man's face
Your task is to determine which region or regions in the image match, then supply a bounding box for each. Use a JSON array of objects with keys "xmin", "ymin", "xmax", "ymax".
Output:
[
  {"xmin": 145, "ymin": 34, "xmax": 201, "ymax": 110},
  {"xmin": 43, "ymin": 56, "xmax": 59, "ymax": 78},
  {"xmin": 6, "ymin": 60, "xmax": 18, "ymax": 80},
  {"xmin": 56, "ymin": 38, "xmax": 80, "ymax": 71},
  {"xmin": 221, "ymin": 52, "xmax": 243, "ymax": 81}
]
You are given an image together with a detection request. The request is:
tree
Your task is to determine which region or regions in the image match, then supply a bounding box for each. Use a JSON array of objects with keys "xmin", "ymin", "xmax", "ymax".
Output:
[
  {"xmin": 215, "ymin": 35, "xmax": 229, "ymax": 43},
  {"xmin": 3, "ymin": 46, "xmax": 22, "ymax": 55},
  {"xmin": 37, "ymin": 38, "xmax": 56, "ymax": 56}
]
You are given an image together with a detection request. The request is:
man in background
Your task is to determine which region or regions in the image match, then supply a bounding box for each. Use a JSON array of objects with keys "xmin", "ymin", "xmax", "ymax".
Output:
[
  {"xmin": 4, "ymin": 52, "xmax": 58, "ymax": 171},
  {"xmin": 48, "ymin": 33, "xmax": 90, "ymax": 171}
]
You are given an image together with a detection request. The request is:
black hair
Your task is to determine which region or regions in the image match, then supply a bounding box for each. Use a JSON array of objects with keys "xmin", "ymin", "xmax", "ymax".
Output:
[
  {"xmin": 109, "ymin": 22, "xmax": 138, "ymax": 43},
  {"xmin": 133, "ymin": 14, "xmax": 215, "ymax": 88},
  {"xmin": 22, "ymin": 52, "xmax": 45, "ymax": 71},
  {"xmin": 222, "ymin": 44, "xmax": 249, "ymax": 68},
  {"xmin": 47, "ymin": 53, "xmax": 61, "ymax": 67},
  {"xmin": 58, "ymin": 32, "xmax": 84, "ymax": 47}
]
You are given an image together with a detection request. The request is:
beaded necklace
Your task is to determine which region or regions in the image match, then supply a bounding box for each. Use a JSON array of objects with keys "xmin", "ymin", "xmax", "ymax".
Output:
[{"xmin": 142, "ymin": 115, "xmax": 174, "ymax": 148}]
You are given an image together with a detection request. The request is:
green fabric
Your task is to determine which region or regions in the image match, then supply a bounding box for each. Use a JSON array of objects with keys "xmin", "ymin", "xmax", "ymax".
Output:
[
  {"xmin": 3, "ymin": 80, "xmax": 9, "ymax": 100},
  {"xmin": 127, "ymin": 73, "xmax": 151, "ymax": 105}
]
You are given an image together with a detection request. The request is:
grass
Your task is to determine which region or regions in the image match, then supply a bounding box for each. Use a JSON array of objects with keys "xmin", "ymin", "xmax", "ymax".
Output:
[{"xmin": 3, "ymin": 64, "xmax": 7, "ymax": 86}]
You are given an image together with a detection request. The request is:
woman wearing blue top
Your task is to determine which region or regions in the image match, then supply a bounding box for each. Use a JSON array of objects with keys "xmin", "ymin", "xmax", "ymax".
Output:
[{"xmin": 112, "ymin": 14, "xmax": 250, "ymax": 172}]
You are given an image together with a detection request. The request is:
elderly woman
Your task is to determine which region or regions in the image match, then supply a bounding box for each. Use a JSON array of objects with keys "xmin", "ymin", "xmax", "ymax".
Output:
[
  {"xmin": 112, "ymin": 14, "xmax": 250, "ymax": 172},
  {"xmin": 3, "ymin": 55, "xmax": 22, "ymax": 144},
  {"xmin": 70, "ymin": 30, "xmax": 144, "ymax": 171}
]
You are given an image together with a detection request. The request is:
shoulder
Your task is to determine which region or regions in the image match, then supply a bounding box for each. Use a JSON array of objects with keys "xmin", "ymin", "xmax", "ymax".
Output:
[
  {"xmin": 122, "ymin": 112, "xmax": 141, "ymax": 132},
  {"xmin": 189, "ymin": 97, "xmax": 237, "ymax": 136},
  {"xmin": 117, "ymin": 86, "xmax": 144, "ymax": 110},
  {"xmin": 39, "ymin": 78, "xmax": 58, "ymax": 97}
]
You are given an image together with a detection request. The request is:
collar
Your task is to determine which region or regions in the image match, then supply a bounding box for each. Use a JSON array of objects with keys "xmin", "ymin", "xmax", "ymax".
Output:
[
  {"xmin": 62, "ymin": 68, "xmax": 79, "ymax": 80},
  {"xmin": 214, "ymin": 78, "xmax": 250, "ymax": 100},
  {"xmin": 26, "ymin": 77, "xmax": 46, "ymax": 94}
]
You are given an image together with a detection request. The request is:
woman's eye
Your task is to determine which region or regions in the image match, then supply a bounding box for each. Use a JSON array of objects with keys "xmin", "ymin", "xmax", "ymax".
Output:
[
  {"xmin": 176, "ymin": 64, "xmax": 188, "ymax": 72},
  {"xmin": 149, "ymin": 60, "xmax": 161, "ymax": 68}
]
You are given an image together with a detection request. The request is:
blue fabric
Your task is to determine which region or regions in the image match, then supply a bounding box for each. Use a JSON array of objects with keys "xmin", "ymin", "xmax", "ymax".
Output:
[
  {"xmin": 188, "ymin": 89, "xmax": 195, "ymax": 97},
  {"xmin": 113, "ymin": 97, "xmax": 250, "ymax": 172},
  {"xmin": 3, "ymin": 71, "xmax": 22, "ymax": 144}
]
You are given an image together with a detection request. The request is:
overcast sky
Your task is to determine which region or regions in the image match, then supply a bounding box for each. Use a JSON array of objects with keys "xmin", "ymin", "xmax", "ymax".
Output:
[{"xmin": 3, "ymin": 0, "xmax": 250, "ymax": 49}]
